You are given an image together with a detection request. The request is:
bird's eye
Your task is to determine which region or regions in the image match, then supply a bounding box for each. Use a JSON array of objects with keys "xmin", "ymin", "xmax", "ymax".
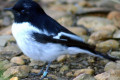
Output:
[{"xmin": 21, "ymin": 10, "xmax": 25, "ymax": 13}]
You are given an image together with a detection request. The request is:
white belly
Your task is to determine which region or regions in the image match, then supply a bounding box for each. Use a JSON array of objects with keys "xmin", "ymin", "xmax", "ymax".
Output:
[
  {"xmin": 12, "ymin": 22, "xmax": 94, "ymax": 62},
  {"xmin": 12, "ymin": 22, "xmax": 67, "ymax": 62}
]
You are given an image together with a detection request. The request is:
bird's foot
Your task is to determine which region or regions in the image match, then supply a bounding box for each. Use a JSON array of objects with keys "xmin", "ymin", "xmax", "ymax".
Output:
[
  {"xmin": 40, "ymin": 62, "xmax": 52, "ymax": 80},
  {"xmin": 40, "ymin": 71, "xmax": 53, "ymax": 80},
  {"xmin": 40, "ymin": 71, "xmax": 48, "ymax": 80},
  {"xmin": 40, "ymin": 76, "xmax": 53, "ymax": 80}
]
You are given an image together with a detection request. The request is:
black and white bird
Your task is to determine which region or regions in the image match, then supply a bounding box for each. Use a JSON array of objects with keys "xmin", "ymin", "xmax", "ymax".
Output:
[{"xmin": 5, "ymin": 0, "xmax": 118, "ymax": 79}]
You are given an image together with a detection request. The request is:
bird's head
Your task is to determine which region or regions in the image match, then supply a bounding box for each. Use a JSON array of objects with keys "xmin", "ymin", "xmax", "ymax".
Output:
[{"xmin": 4, "ymin": 0, "xmax": 45, "ymax": 23}]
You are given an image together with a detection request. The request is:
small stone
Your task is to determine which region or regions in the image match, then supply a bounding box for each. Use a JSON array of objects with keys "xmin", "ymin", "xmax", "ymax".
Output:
[
  {"xmin": 0, "ymin": 35, "xmax": 12, "ymax": 47},
  {"xmin": 50, "ymin": 64, "xmax": 60, "ymax": 68},
  {"xmin": 3, "ymin": 65, "xmax": 30, "ymax": 78},
  {"xmin": 74, "ymin": 69, "xmax": 94, "ymax": 76},
  {"xmin": 57, "ymin": 55, "xmax": 67, "ymax": 62},
  {"xmin": 93, "ymin": 25, "xmax": 117, "ymax": 34},
  {"xmin": 2, "ymin": 16, "xmax": 11, "ymax": 26},
  {"xmin": 77, "ymin": 17, "xmax": 114, "ymax": 31},
  {"xmin": 57, "ymin": 16, "xmax": 73, "ymax": 26},
  {"xmin": 0, "ymin": 45, "xmax": 22, "ymax": 59},
  {"xmin": 29, "ymin": 59, "xmax": 45, "ymax": 67},
  {"xmin": 31, "ymin": 69, "xmax": 40, "ymax": 74},
  {"xmin": 20, "ymin": 55, "xmax": 30, "ymax": 61},
  {"xmin": 107, "ymin": 11, "xmax": 120, "ymax": 28},
  {"xmin": 104, "ymin": 62, "xmax": 116, "ymax": 72},
  {"xmin": 8, "ymin": 36, "xmax": 16, "ymax": 42},
  {"xmin": 111, "ymin": 51, "xmax": 120, "ymax": 58},
  {"xmin": 88, "ymin": 30, "xmax": 114, "ymax": 45},
  {"xmin": 94, "ymin": 72, "xmax": 110, "ymax": 80},
  {"xmin": 113, "ymin": 30, "xmax": 120, "ymax": 38},
  {"xmin": 10, "ymin": 77, "xmax": 18, "ymax": 80},
  {"xmin": 10, "ymin": 57, "xmax": 25, "ymax": 65},
  {"xmin": 58, "ymin": 0, "xmax": 79, "ymax": 4},
  {"xmin": 60, "ymin": 65, "xmax": 69, "ymax": 74},
  {"xmin": 78, "ymin": 1, "xmax": 92, "ymax": 7},
  {"xmin": 96, "ymin": 40, "xmax": 119, "ymax": 53},
  {"xmin": 47, "ymin": 74, "xmax": 57, "ymax": 79},
  {"xmin": 108, "ymin": 11, "xmax": 120, "ymax": 20},
  {"xmin": 73, "ymin": 73, "xmax": 95, "ymax": 80},
  {"xmin": 95, "ymin": 70, "xmax": 120, "ymax": 80},
  {"xmin": 66, "ymin": 72, "xmax": 73, "ymax": 77},
  {"xmin": 41, "ymin": 0, "xmax": 56, "ymax": 4},
  {"xmin": 46, "ymin": 9, "xmax": 68, "ymax": 19},
  {"xmin": 0, "ymin": 60, "xmax": 12, "ymax": 70},
  {"xmin": 67, "ymin": 27, "xmax": 87, "ymax": 36},
  {"xmin": 0, "ymin": 26, "xmax": 12, "ymax": 35},
  {"xmin": 88, "ymin": 31, "xmax": 112, "ymax": 42}
]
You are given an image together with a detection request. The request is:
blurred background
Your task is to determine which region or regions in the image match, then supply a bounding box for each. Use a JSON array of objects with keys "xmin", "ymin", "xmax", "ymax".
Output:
[{"xmin": 0, "ymin": 0, "xmax": 120, "ymax": 80}]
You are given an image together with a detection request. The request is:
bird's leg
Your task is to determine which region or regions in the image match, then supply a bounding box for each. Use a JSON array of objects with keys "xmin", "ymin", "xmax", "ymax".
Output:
[
  {"xmin": 40, "ymin": 62, "xmax": 52, "ymax": 80},
  {"xmin": 30, "ymin": 62, "xmax": 47, "ymax": 76}
]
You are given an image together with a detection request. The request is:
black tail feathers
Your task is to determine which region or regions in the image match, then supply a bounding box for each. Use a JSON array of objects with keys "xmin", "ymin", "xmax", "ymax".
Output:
[{"xmin": 95, "ymin": 51, "xmax": 119, "ymax": 62}]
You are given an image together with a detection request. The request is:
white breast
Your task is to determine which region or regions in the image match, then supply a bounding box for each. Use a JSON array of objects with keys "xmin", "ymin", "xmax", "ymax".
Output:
[
  {"xmin": 12, "ymin": 22, "xmax": 95, "ymax": 62},
  {"xmin": 12, "ymin": 22, "xmax": 67, "ymax": 62}
]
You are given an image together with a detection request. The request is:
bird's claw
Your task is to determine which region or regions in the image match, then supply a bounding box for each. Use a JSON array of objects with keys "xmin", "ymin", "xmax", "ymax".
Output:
[{"xmin": 40, "ymin": 76, "xmax": 53, "ymax": 80}]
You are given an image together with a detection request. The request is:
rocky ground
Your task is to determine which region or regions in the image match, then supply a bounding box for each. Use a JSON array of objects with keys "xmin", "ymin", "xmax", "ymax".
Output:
[{"xmin": 1, "ymin": 0, "xmax": 120, "ymax": 80}]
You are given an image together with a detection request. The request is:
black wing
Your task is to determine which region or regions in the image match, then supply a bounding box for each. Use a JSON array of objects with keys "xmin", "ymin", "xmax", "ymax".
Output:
[
  {"xmin": 32, "ymin": 32, "xmax": 118, "ymax": 62},
  {"xmin": 32, "ymin": 32, "xmax": 95, "ymax": 53}
]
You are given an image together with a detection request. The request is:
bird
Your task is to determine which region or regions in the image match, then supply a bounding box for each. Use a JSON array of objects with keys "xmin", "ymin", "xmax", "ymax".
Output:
[{"xmin": 4, "ymin": 0, "xmax": 118, "ymax": 79}]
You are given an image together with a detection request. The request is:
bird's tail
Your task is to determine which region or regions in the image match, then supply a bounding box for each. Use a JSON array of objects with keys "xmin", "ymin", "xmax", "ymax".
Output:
[
  {"xmin": 68, "ymin": 47, "xmax": 118, "ymax": 62},
  {"xmin": 94, "ymin": 51, "xmax": 118, "ymax": 62}
]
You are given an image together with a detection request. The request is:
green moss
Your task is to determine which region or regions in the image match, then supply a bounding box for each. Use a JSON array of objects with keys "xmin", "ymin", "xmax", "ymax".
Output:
[{"xmin": 0, "ymin": 61, "xmax": 11, "ymax": 80}]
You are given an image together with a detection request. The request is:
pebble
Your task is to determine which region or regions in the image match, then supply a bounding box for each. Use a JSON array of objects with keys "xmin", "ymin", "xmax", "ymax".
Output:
[
  {"xmin": 113, "ymin": 30, "xmax": 120, "ymax": 38},
  {"xmin": 95, "ymin": 70, "xmax": 120, "ymax": 80},
  {"xmin": 93, "ymin": 25, "xmax": 117, "ymax": 33},
  {"xmin": 107, "ymin": 11, "xmax": 120, "ymax": 20},
  {"xmin": 111, "ymin": 51, "xmax": 120, "ymax": 58},
  {"xmin": 104, "ymin": 61, "xmax": 120, "ymax": 72},
  {"xmin": 96, "ymin": 40, "xmax": 119, "ymax": 53},
  {"xmin": 88, "ymin": 31, "xmax": 112, "ymax": 43},
  {"xmin": 57, "ymin": 55, "xmax": 67, "ymax": 62},
  {"xmin": 60, "ymin": 65, "xmax": 69, "ymax": 74},
  {"xmin": 20, "ymin": 55, "xmax": 30, "ymax": 61},
  {"xmin": 50, "ymin": 64, "xmax": 60, "ymax": 68},
  {"xmin": 0, "ymin": 35, "xmax": 12, "ymax": 47},
  {"xmin": 66, "ymin": 72, "xmax": 73, "ymax": 77},
  {"xmin": 58, "ymin": 0, "xmax": 79, "ymax": 4},
  {"xmin": 47, "ymin": 74, "xmax": 57, "ymax": 79},
  {"xmin": 107, "ymin": 11, "xmax": 120, "ymax": 28},
  {"xmin": 0, "ymin": 26, "xmax": 12, "ymax": 35},
  {"xmin": 77, "ymin": 17, "xmax": 114, "ymax": 31},
  {"xmin": 78, "ymin": 1, "xmax": 92, "ymax": 7},
  {"xmin": 46, "ymin": 8, "xmax": 68, "ymax": 19},
  {"xmin": 67, "ymin": 27, "xmax": 87, "ymax": 36},
  {"xmin": 104, "ymin": 62, "xmax": 116, "ymax": 71},
  {"xmin": 41, "ymin": 0, "xmax": 56, "ymax": 4},
  {"xmin": 57, "ymin": 16, "xmax": 73, "ymax": 27},
  {"xmin": 0, "ymin": 60, "xmax": 12, "ymax": 70},
  {"xmin": 3, "ymin": 65, "xmax": 30, "ymax": 78},
  {"xmin": 74, "ymin": 69, "xmax": 94, "ymax": 76},
  {"xmin": 29, "ymin": 59, "xmax": 45, "ymax": 67},
  {"xmin": 73, "ymin": 73, "xmax": 95, "ymax": 80},
  {"xmin": 10, "ymin": 57, "xmax": 25, "ymax": 65},
  {"xmin": 94, "ymin": 72, "xmax": 110, "ymax": 80},
  {"xmin": 31, "ymin": 69, "xmax": 40, "ymax": 74},
  {"xmin": 2, "ymin": 16, "xmax": 11, "ymax": 26},
  {"xmin": 10, "ymin": 77, "xmax": 19, "ymax": 80},
  {"xmin": 0, "ymin": 45, "xmax": 22, "ymax": 59}
]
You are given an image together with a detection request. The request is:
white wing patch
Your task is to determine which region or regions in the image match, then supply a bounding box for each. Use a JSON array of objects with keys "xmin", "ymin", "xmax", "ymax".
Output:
[{"xmin": 53, "ymin": 32, "xmax": 84, "ymax": 42}]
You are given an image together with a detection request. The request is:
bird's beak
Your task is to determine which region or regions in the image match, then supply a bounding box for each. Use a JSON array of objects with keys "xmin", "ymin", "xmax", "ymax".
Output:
[{"xmin": 4, "ymin": 7, "xmax": 13, "ymax": 11}]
